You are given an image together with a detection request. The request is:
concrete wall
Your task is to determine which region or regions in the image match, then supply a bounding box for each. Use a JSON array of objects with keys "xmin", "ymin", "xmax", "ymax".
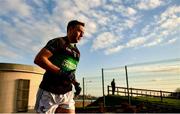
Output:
[{"xmin": 0, "ymin": 63, "xmax": 44, "ymax": 113}]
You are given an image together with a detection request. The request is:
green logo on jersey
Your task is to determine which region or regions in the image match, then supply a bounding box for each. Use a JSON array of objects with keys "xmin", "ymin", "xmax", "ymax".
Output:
[
  {"xmin": 51, "ymin": 55, "xmax": 79, "ymax": 72},
  {"xmin": 61, "ymin": 57, "xmax": 78, "ymax": 71}
]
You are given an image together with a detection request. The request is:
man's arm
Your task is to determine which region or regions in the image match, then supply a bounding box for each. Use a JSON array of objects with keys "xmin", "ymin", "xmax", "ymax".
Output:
[{"xmin": 34, "ymin": 48, "xmax": 60, "ymax": 74}]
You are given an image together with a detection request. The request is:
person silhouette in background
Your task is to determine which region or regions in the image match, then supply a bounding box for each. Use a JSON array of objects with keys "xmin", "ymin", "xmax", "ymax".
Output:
[{"xmin": 111, "ymin": 79, "xmax": 115, "ymax": 95}]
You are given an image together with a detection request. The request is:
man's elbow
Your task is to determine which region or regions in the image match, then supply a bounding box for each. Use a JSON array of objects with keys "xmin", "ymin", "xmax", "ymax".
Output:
[
  {"xmin": 34, "ymin": 57, "xmax": 40, "ymax": 66},
  {"xmin": 34, "ymin": 59, "xmax": 37, "ymax": 65}
]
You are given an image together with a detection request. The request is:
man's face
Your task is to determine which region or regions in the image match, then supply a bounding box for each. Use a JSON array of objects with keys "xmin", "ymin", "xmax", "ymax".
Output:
[{"xmin": 68, "ymin": 25, "xmax": 84, "ymax": 43}]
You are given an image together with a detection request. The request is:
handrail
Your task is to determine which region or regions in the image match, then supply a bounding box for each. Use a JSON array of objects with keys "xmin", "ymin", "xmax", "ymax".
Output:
[{"xmin": 107, "ymin": 86, "xmax": 180, "ymax": 100}]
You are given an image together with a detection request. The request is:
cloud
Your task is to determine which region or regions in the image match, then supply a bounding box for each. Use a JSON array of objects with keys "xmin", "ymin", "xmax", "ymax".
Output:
[
  {"xmin": 90, "ymin": 2, "xmax": 179, "ymax": 55},
  {"xmin": 166, "ymin": 38, "xmax": 178, "ymax": 45},
  {"xmin": 53, "ymin": 0, "xmax": 99, "ymax": 45},
  {"xmin": 126, "ymin": 37, "xmax": 146, "ymax": 48},
  {"xmin": 104, "ymin": 36, "xmax": 147, "ymax": 55},
  {"xmin": 73, "ymin": 0, "xmax": 102, "ymax": 11},
  {"xmin": 158, "ymin": 5, "xmax": 180, "ymax": 30},
  {"xmin": 104, "ymin": 45, "xmax": 125, "ymax": 55},
  {"xmin": 92, "ymin": 32, "xmax": 119, "ymax": 50},
  {"xmin": 0, "ymin": 16, "xmax": 63, "ymax": 53},
  {"xmin": 0, "ymin": 0, "xmax": 32, "ymax": 16},
  {"xmin": 112, "ymin": 4, "xmax": 138, "ymax": 18},
  {"xmin": 0, "ymin": 0, "xmax": 179, "ymax": 60},
  {"xmin": 127, "ymin": 7, "xmax": 137, "ymax": 16},
  {"xmin": 0, "ymin": 41, "xmax": 21, "ymax": 59},
  {"xmin": 137, "ymin": 0, "xmax": 165, "ymax": 10},
  {"xmin": 135, "ymin": 5, "xmax": 180, "ymax": 49},
  {"xmin": 0, "ymin": 0, "xmax": 97, "ymax": 61},
  {"xmin": 125, "ymin": 19, "xmax": 136, "ymax": 28},
  {"xmin": 104, "ymin": 36, "xmax": 149, "ymax": 55},
  {"xmin": 144, "ymin": 38, "xmax": 162, "ymax": 47},
  {"xmin": 89, "ymin": 3, "xmax": 139, "ymax": 54}
]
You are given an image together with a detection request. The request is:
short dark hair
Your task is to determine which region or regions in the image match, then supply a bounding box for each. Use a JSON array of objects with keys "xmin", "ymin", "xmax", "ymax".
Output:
[{"xmin": 67, "ymin": 20, "xmax": 85, "ymax": 31}]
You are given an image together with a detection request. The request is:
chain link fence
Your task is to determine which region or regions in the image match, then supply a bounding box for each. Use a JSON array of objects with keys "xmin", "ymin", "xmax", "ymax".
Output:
[
  {"xmin": 103, "ymin": 58, "xmax": 180, "ymax": 105},
  {"xmin": 76, "ymin": 58, "xmax": 180, "ymax": 108},
  {"xmin": 104, "ymin": 58, "xmax": 180, "ymax": 93}
]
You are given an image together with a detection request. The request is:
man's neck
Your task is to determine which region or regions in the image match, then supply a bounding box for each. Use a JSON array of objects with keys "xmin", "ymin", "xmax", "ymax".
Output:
[{"xmin": 64, "ymin": 36, "xmax": 75, "ymax": 47}]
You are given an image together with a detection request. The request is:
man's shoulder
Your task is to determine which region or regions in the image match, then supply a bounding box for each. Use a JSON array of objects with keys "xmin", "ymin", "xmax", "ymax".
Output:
[
  {"xmin": 50, "ymin": 37, "xmax": 66, "ymax": 45},
  {"xmin": 51, "ymin": 37, "xmax": 64, "ymax": 41}
]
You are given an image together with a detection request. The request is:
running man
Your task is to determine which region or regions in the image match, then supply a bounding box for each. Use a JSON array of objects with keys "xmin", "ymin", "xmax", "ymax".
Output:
[{"xmin": 34, "ymin": 20, "xmax": 85, "ymax": 113}]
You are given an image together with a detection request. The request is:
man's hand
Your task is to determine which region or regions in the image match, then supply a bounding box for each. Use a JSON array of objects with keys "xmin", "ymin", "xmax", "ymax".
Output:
[
  {"xmin": 74, "ymin": 82, "xmax": 82, "ymax": 96},
  {"xmin": 58, "ymin": 70, "xmax": 75, "ymax": 82}
]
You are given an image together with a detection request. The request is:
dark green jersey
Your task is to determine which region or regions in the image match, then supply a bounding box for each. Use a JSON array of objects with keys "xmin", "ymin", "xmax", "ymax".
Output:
[{"xmin": 39, "ymin": 37, "xmax": 80, "ymax": 94}]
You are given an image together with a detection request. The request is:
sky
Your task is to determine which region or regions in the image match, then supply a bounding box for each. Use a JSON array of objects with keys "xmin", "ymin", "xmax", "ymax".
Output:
[{"xmin": 0, "ymin": 0, "xmax": 180, "ymax": 80}]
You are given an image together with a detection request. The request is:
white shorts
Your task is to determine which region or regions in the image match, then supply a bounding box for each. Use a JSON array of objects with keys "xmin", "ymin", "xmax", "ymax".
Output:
[{"xmin": 34, "ymin": 88, "xmax": 75, "ymax": 113}]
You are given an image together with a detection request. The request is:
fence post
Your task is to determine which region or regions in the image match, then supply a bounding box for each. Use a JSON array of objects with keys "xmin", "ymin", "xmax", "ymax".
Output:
[
  {"xmin": 83, "ymin": 77, "xmax": 85, "ymax": 109},
  {"xmin": 102, "ymin": 68, "xmax": 105, "ymax": 108},
  {"xmin": 107, "ymin": 86, "xmax": 109, "ymax": 95},
  {"xmin": 125, "ymin": 88, "xmax": 127, "ymax": 96},
  {"xmin": 117, "ymin": 87, "xmax": 119, "ymax": 95},
  {"xmin": 125, "ymin": 66, "xmax": 131, "ymax": 104},
  {"xmin": 160, "ymin": 90, "xmax": 163, "ymax": 102},
  {"xmin": 136, "ymin": 90, "xmax": 138, "ymax": 96}
]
